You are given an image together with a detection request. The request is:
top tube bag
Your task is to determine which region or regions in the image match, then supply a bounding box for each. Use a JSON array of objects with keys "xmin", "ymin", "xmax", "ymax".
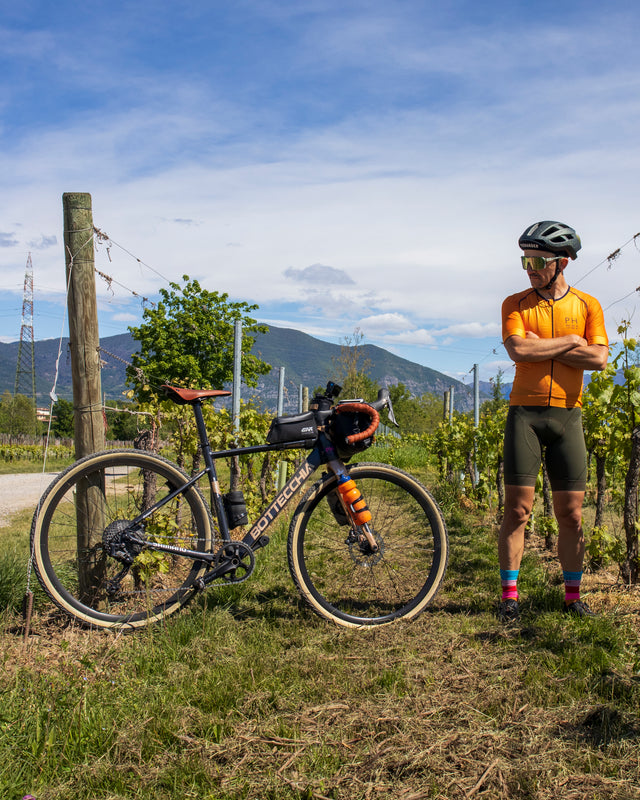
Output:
[{"xmin": 266, "ymin": 411, "xmax": 318, "ymax": 446}]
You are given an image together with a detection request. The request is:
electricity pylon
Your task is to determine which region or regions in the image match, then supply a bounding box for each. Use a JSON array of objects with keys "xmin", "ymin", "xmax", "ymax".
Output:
[{"xmin": 14, "ymin": 253, "xmax": 37, "ymax": 407}]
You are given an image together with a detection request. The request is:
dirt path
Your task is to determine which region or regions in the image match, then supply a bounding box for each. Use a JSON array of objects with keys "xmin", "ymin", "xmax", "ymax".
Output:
[{"xmin": 0, "ymin": 473, "xmax": 59, "ymax": 527}]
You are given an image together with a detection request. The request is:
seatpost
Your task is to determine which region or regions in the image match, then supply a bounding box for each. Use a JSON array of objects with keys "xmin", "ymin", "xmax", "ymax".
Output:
[
  {"xmin": 192, "ymin": 399, "xmax": 231, "ymax": 540},
  {"xmin": 192, "ymin": 400, "xmax": 216, "ymax": 473}
]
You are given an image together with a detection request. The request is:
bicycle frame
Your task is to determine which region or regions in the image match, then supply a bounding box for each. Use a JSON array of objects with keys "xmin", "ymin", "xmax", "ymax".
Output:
[
  {"xmin": 118, "ymin": 397, "xmax": 349, "ymax": 582},
  {"xmin": 32, "ymin": 380, "xmax": 452, "ymax": 630}
]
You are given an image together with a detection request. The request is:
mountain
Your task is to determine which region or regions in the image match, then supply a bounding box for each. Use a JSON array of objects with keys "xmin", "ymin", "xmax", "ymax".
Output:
[{"xmin": 0, "ymin": 326, "xmax": 487, "ymax": 412}]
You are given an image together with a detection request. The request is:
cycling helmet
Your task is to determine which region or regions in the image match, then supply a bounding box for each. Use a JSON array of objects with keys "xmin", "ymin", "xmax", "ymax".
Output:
[{"xmin": 518, "ymin": 221, "xmax": 581, "ymax": 260}]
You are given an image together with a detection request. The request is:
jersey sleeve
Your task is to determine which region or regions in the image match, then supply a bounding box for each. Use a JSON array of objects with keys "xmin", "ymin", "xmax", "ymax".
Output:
[
  {"xmin": 585, "ymin": 296, "xmax": 609, "ymax": 346},
  {"xmin": 502, "ymin": 295, "xmax": 526, "ymax": 341}
]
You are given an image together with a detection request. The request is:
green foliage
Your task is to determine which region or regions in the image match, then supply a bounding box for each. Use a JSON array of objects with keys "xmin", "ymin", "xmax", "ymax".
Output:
[
  {"xmin": 0, "ymin": 391, "xmax": 39, "ymax": 436},
  {"xmin": 127, "ymin": 275, "xmax": 271, "ymax": 402},
  {"xmin": 388, "ymin": 383, "xmax": 442, "ymax": 434},
  {"xmin": 0, "ymin": 443, "xmax": 74, "ymax": 463},
  {"xmin": 427, "ymin": 371, "xmax": 509, "ymax": 505},
  {"xmin": 587, "ymin": 526, "xmax": 625, "ymax": 571},
  {"xmin": 534, "ymin": 513, "xmax": 558, "ymax": 549},
  {"xmin": 0, "ymin": 548, "xmax": 29, "ymax": 611},
  {"xmin": 104, "ymin": 402, "xmax": 140, "ymax": 441},
  {"xmin": 51, "ymin": 398, "xmax": 74, "ymax": 438},
  {"xmin": 158, "ymin": 398, "xmax": 276, "ymax": 519},
  {"xmin": 331, "ymin": 328, "xmax": 378, "ymax": 401},
  {"xmin": 582, "ymin": 320, "xmax": 640, "ymax": 580}
]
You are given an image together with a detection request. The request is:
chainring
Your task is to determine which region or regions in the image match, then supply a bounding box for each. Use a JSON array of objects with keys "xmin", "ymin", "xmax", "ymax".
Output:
[{"xmin": 216, "ymin": 541, "xmax": 255, "ymax": 583}]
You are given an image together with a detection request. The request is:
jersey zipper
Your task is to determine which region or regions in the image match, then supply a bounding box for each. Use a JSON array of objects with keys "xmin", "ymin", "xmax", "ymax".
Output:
[{"xmin": 547, "ymin": 299, "xmax": 555, "ymax": 405}]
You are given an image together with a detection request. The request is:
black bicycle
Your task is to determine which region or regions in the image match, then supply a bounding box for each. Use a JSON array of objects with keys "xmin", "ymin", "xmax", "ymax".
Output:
[{"xmin": 31, "ymin": 381, "xmax": 448, "ymax": 630}]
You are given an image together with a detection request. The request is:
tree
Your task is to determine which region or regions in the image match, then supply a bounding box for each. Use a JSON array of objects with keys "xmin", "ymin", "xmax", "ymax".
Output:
[
  {"xmin": 51, "ymin": 398, "xmax": 75, "ymax": 438},
  {"xmin": 0, "ymin": 391, "xmax": 39, "ymax": 436},
  {"xmin": 127, "ymin": 276, "xmax": 271, "ymax": 402},
  {"xmin": 388, "ymin": 384, "xmax": 442, "ymax": 434},
  {"xmin": 105, "ymin": 402, "xmax": 141, "ymax": 441},
  {"xmin": 0, "ymin": 391, "xmax": 12, "ymax": 433},
  {"xmin": 331, "ymin": 328, "xmax": 378, "ymax": 401}
]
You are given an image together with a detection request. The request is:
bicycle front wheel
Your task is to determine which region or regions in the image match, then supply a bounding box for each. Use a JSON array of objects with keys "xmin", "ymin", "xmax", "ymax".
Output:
[
  {"xmin": 288, "ymin": 463, "xmax": 448, "ymax": 627},
  {"xmin": 31, "ymin": 449, "xmax": 213, "ymax": 630}
]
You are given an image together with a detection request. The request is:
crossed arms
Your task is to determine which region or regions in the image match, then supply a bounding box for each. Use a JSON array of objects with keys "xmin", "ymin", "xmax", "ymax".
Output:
[{"xmin": 504, "ymin": 332, "xmax": 608, "ymax": 371}]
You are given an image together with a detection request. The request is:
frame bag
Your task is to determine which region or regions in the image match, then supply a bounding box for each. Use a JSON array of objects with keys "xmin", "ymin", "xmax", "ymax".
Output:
[{"xmin": 266, "ymin": 411, "xmax": 318, "ymax": 446}]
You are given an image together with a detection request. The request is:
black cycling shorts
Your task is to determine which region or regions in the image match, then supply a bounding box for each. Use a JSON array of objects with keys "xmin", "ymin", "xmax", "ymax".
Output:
[{"xmin": 503, "ymin": 405, "xmax": 587, "ymax": 492}]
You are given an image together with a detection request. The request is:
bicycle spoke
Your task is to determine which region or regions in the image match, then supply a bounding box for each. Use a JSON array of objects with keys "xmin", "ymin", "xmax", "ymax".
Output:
[
  {"xmin": 288, "ymin": 464, "xmax": 448, "ymax": 626},
  {"xmin": 32, "ymin": 450, "xmax": 212, "ymax": 629}
]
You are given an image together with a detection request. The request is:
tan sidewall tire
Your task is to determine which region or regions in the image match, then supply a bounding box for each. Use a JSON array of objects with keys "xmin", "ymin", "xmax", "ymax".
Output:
[
  {"xmin": 31, "ymin": 449, "xmax": 212, "ymax": 630},
  {"xmin": 288, "ymin": 462, "xmax": 448, "ymax": 628}
]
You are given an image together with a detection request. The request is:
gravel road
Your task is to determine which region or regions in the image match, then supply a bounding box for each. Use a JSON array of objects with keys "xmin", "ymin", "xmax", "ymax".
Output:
[{"xmin": 0, "ymin": 473, "xmax": 59, "ymax": 527}]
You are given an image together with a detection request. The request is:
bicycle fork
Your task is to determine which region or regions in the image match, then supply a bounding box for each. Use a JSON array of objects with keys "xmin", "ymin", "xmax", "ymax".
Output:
[{"xmin": 328, "ymin": 461, "xmax": 379, "ymax": 553}]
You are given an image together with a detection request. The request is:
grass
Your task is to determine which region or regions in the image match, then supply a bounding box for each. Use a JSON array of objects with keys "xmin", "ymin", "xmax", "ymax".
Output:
[
  {"xmin": 0, "ymin": 456, "xmax": 74, "ymax": 475},
  {"xmin": 1, "ymin": 449, "xmax": 640, "ymax": 799}
]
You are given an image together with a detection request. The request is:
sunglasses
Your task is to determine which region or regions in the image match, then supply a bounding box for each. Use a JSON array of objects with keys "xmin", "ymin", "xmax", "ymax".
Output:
[{"xmin": 521, "ymin": 255, "xmax": 561, "ymax": 271}]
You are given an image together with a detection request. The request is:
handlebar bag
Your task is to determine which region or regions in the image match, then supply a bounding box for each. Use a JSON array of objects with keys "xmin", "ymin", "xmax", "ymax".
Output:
[
  {"xmin": 328, "ymin": 410, "xmax": 374, "ymax": 460},
  {"xmin": 266, "ymin": 411, "xmax": 318, "ymax": 445}
]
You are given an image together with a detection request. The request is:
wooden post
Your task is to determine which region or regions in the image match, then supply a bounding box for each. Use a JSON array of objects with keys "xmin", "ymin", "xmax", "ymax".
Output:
[
  {"xmin": 63, "ymin": 192, "xmax": 105, "ymax": 601},
  {"xmin": 63, "ymin": 192, "xmax": 105, "ymax": 458}
]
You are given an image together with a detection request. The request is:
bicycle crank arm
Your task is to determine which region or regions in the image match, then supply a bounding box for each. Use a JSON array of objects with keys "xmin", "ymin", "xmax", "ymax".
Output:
[
  {"xmin": 196, "ymin": 561, "xmax": 239, "ymax": 587},
  {"xmin": 196, "ymin": 541, "xmax": 256, "ymax": 588}
]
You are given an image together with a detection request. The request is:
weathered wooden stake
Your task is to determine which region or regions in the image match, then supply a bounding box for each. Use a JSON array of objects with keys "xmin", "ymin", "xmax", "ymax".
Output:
[
  {"xmin": 63, "ymin": 192, "xmax": 105, "ymax": 457},
  {"xmin": 63, "ymin": 192, "xmax": 105, "ymax": 599}
]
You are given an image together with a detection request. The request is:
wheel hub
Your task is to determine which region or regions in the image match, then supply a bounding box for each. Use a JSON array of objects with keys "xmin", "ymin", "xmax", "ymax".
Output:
[{"xmin": 345, "ymin": 528, "xmax": 385, "ymax": 566}]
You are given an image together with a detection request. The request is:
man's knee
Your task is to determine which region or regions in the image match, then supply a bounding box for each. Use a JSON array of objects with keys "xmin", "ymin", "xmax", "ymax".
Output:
[
  {"xmin": 553, "ymin": 491, "xmax": 584, "ymax": 532},
  {"xmin": 502, "ymin": 486, "xmax": 534, "ymax": 530},
  {"xmin": 504, "ymin": 504, "xmax": 532, "ymax": 529}
]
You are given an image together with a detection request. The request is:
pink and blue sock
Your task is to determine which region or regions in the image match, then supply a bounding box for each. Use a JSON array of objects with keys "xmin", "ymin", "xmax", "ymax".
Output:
[
  {"xmin": 563, "ymin": 570, "xmax": 582, "ymax": 605},
  {"xmin": 500, "ymin": 569, "xmax": 519, "ymax": 601}
]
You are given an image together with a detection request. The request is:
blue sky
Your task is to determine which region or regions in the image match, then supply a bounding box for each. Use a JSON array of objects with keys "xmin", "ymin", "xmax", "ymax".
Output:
[{"xmin": 1, "ymin": 0, "xmax": 639, "ymax": 392}]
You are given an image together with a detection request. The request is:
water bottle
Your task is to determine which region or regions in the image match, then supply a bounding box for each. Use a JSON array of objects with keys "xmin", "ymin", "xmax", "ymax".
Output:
[{"xmin": 336, "ymin": 475, "xmax": 372, "ymax": 525}]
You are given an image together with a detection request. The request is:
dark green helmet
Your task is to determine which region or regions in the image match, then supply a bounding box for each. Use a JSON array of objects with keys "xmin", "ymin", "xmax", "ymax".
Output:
[{"xmin": 518, "ymin": 221, "xmax": 581, "ymax": 260}]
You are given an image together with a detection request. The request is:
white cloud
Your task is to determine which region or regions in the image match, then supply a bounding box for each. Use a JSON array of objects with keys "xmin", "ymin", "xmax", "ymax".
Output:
[
  {"xmin": 358, "ymin": 313, "xmax": 414, "ymax": 333},
  {"xmin": 0, "ymin": 232, "xmax": 18, "ymax": 248},
  {"xmin": 28, "ymin": 234, "xmax": 57, "ymax": 250},
  {"xmin": 382, "ymin": 329, "xmax": 438, "ymax": 347},
  {"xmin": 111, "ymin": 312, "xmax": 139, "ymax": 323},
  {"xmin": 1, "ymin": 1, "xmax": 639, "ymax": 381},
  {"xmin": 436, "ymin": 322, "xmax": 502, "ymax": 339},
  {"xmin": 284, "ymin": 263, "xmax": 355, "ymax": 285}
]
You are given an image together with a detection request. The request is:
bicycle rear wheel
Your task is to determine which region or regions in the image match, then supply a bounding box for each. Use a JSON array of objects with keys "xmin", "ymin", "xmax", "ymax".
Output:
[
  {"xmin": 288, "ymin": 463, "xmax": 448, "ymax": 627},
  {"xmin": 31, "ymin": 449, "xmax": 213, "ymax": 630}
]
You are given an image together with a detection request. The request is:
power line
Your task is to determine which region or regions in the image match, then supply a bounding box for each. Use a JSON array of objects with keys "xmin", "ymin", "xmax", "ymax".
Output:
[
  {"xmin": 604, "ymin": 286, "xmax": 640, "ymax": 312},
  {"xmin": 573, "ymin": 231, "xmax": 640, "ymax": 287}
]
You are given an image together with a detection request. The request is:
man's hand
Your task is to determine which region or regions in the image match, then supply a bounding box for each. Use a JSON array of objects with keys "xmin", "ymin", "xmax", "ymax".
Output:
[{"xmin": 555, "ymin": 343, "xmax": 609, "ymax": 370}]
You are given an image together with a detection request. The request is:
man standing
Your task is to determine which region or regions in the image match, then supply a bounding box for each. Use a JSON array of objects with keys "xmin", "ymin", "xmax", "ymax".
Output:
[{"xmin": 498, "ymin": 221, "xmax": 609, "ymax": 621}]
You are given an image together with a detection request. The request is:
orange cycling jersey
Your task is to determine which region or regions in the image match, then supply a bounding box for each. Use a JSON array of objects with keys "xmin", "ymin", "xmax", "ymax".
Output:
[{"xmin": 502, "ymin": 286, "xmax": 608, "ymax": 408}]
